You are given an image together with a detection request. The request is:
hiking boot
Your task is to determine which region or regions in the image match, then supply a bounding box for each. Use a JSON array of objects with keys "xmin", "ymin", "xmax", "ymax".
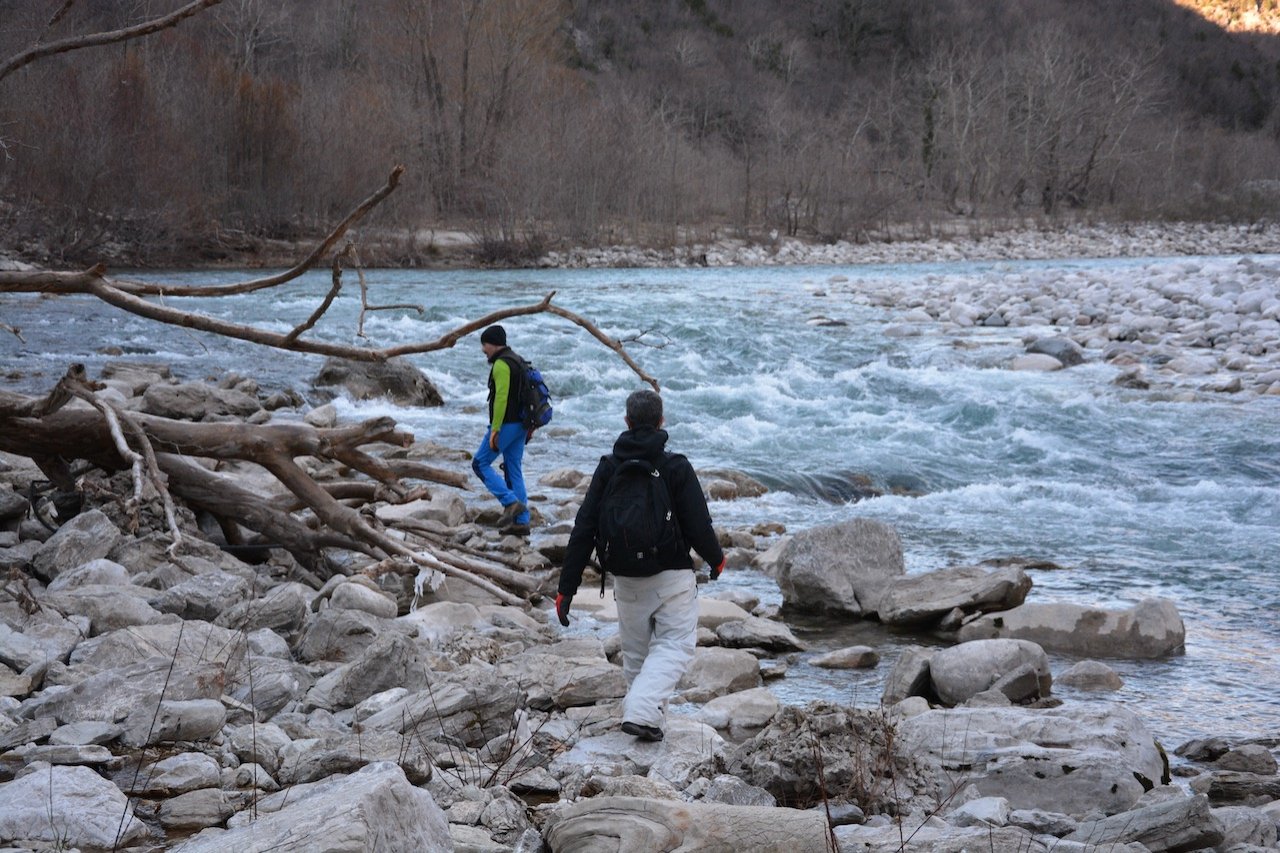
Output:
[
  {"xmin": 500, "ymin": 522, "xmax": 531, "ymax": 537},
  {"xmin": 496, "ymin": 500, "xmax": 526, "ymax": 528},
  {"xmin": 621, "ymin": 721, "xmax": 664, "ymax": 742}
]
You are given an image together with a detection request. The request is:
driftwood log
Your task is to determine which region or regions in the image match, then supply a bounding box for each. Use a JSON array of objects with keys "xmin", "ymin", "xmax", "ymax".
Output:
[
  {"xmin": 0, "ymin": 165, "xmax": 663, "ymax": 604},
  {"xmin": 0, "ymin": 366, "xmax": 538, "ymax": 603}
]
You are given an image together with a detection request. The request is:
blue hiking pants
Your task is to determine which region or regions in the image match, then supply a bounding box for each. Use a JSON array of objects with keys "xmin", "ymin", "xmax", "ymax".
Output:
[{"xmin": 472, "ymin": 423, "xmax": 529, "ymax": 524}]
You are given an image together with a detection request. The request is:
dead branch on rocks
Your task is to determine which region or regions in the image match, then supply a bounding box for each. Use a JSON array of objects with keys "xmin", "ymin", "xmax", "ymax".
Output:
[
  {"xmin": 0, "ymin": 166, "xmax": 663, "ymax": 604},
  {"xmin": 0, "ymin": 369, "xmax": 531, "ymax": 602}
]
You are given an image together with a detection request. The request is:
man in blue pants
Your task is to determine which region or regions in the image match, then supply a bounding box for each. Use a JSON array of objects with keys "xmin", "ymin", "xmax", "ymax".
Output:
[{"xmin": 472, "ymin": 324, "xmax": 531, "ymax": 535}]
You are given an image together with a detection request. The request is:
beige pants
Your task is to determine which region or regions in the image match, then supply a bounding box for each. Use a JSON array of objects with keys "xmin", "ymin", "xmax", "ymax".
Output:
[{"xmin": 613, "ymin": 569, "xmax": 698, "ymax": 728}]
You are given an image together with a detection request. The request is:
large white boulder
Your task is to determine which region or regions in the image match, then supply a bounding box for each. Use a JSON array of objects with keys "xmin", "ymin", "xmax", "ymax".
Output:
[
  {"xmin": 543, "ymin": 796, "xmax": 829, "ymax": 852},
  {"xmin": 777, "ymin": 518, "xmax": 904, "ymax": 615},
  {"xmin": 878, "ymin": 565, "xmax": 1031, "ymax": 627},
  {"xmin": 928, "ymin": 639, "xmax": 1051, "ymax": 706},
  {"xmin": 172, "ymin": 761, "xmax": 450, "ymax": 852},
  {"xmin": 896, "ymin": 705, "xmax": 1167, "ymax": 816},
  {"xmin": 957, "ymin": 597, "xmax": 1185, "ymax": 658},
  {"xmin": 0, "ymin": 764, "xmax": 149, "ymax": 849}
]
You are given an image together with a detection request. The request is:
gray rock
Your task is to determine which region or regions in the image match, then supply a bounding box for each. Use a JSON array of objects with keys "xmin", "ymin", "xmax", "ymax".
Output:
[
  {"xmin": 122, "ymin": 698, "xmax": 226, "ymax": 747},
  {"xmin": 1176, "ymin": 737, "xmax": 1232, "ymax": 762},
  {"xmin": 100, "ymin": 361, "xmax": 172, "ymax": 394},
  {"xmin": 159, "ymin": 788, "xmax": 235, "ymax": 831},
  {"xmin": 124, "ymin": 752, "xmax": 221, "ymax": 796},
  {"xmin": 879, "ymin": 565, "xmax": 1032, "ymax": 627},
  {"xmin": 44, "ymin": 584, "xmax": 168, "ymax": 635},
  {"xmin": 726, "ymin": 703, "xmax": 899, "ymax": 810},
  {"xmin": 835, "ymin": 822, "xmax": 1062, "ymax": 853},
  {"xmin": 329, "ymin": 581, "xmax": 398, "ymax": 619},
  {"xmin": 312, "ymin": 357, "xmax": 444, "ymax": 407},
  {"xmin": 1057, "ymin": 660, "xmax": 1124, "ymax": 691},
  {"xmin": 777, "ymin": 518, "xmax": 904, "ymax": 615},
  {"xmin": 277, "ymin": 730, "xmax": 432, "ymax": 786},
  {"xmin": 48, "ymin": 721, "xmax": 122, "ymax": 746},
  {"xmin": 20, "ymin": 658, "xmax": 226, "ymax": 726},
  {"xmin": 495, "ymin": 646, "xmax": 626, "ymax": 711},
  {"xmin": 949, "ymin": 796, "xmax": 1012, "ymax": 827},
  {"xmin": 702, "ymin": 774, "xmax": 777, "ymax": 807},
  {"xmin": 2, "ymin": 743, "xmax": 114, "ymax": 766},
  {"xmin": 0, "ymin": 539, "xmax": 40, "ymax": 570},
  {"xmin": 0, "ymin": 617, "xmax": 82, "ymax": 672},
  {"xmin": 0, "ymin": 489, "xmax": 28, "ymax": 522},
  {"xmin": 1028, "ymin": 336, "xmax": 1086, "ymax": 366},
  {"xmin": 811, "ymin": 645, "xmax": 880, "ymax": 669},
  {"xmin": 896, "ymin": 705, "xmax": 1167, "ymax": 816},
  {"xmin": 928, "ymin": 639, "xmax": 1051, "ymax": 706},
  {"xmin": 172, "ymin": 761, "xmax": 450, "ymax": 852},
  {"xmin": 70, "ymin": 620, "xmax": 246, "ymax": 671},
  {"xmin": 715, "ymin": 616, "xmax": 805, "ymax": 652},
  {"xmin": 1214, "ymin": 745, "xmax": 1278, "ymax": 775},
  {"xmin": 31, "ymin": 509, "xmax": 121, "ymax": 581},
  {"xmin": 226, "ymin": 654, "xmax": 312, "ymax": 718},
  {"xmin": 142, "ymin": 381, "xmax": 261, "ymax": 420},
  {"xmin": 958, "ymin": 597, "xmax": 1186, "ymax": 658},
  {"xmin": 375, "ymin": 492, "xmax": 467, "ymax": 529},
  {"xmin": 1190, "ymin": 771, "xmax": 1280, "ymax": 805},
  {"xmin": 677, "ymin": 647, "xmax": 761, "ymax": 703},
  {"xmin": 0, "ymin": 717, "xmax": 57, "ymax": 752},
  {"xmin": 697, "ymin": 597, "xmax": 753, "ymax": 629},
  {"xmin": 149, "ymin": 570, "xmax": 253, "ymax": 621},
  {"xmin": 1065, "ymin": 793, "xmax": 1224, "ymax": 852},
  {"xmin": 0, "ymin": 764, "xmax": 148, "ymax": 849},
  {"xmin": 45, "ymin": 558, "xmax": 130, "ymax": 591},
  {"xmin": 1214, "ymin": 805, "xmax": 1278, "ymax": 849},
  {"xmin": 295, "ymin": 606, "xmax": 393, "ymax": 663},
  {"xmin": 306, "ymin": 631, "xmax": 432, "ymax": 712},
  {"xmin": 543, "ymin": 796, "xmax": 829, "ymax": 851},
  {"xmin": 552, "ymin": 718, "xmax": 725, "ymax": 790},
  {"xmin": 1008, "ymin": 808, "xmax": 1079, "ymax": 836},
  {"xmin": 361, "ymin": 664, "xmax": 522, "ymax": 748},
  {"xmin": 227, "ymin": 722, "xmax": 293, "ymax": 776},
  {"xmin": 882, "ymin": 646, "xmax": 935, "ymax": 705},
  {"xmin": 215, "ymin": 584, "xmax": 310, "ymax": 635},
  {"xmin": 1012, "ymin": 353, "xmax": 1065, "ymax": 371},
  {"xmin": 696, "ymin": 687, "xmax": 779, "ymax": 737}
]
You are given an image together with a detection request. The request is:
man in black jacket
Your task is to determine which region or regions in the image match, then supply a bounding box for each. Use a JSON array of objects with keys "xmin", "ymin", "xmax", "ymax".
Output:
[{"xmin": 555, "ymin": 390, "xmax": 726, "ymax": 741}]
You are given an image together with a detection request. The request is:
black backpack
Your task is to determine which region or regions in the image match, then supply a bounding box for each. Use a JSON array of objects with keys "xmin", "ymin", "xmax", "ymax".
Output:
[{"xmin": 595, "ymin": 456, "xmax": 684, "ymax": 576}]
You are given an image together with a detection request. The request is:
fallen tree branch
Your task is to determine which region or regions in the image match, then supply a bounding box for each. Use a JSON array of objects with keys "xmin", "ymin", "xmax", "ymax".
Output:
[
  {"xmin": 355, "ymin": 248, "xmax": 424, "ymax": 338},
  {"xmin": 283, "ymin": 245, "xmax": 350, "ymax": 345},
  {"xmin": 0, "ymin": 0, "xmax": 224, "ymax": 84}
]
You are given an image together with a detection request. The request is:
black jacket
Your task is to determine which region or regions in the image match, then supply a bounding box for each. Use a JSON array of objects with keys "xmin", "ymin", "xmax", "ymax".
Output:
[
  {"xmin": 486, "ymin": 347, "xmax": 525, "ymax": 427},
  {"xmin": 558, "ymin": 426, "xmax": 724, "ymax": 596}
]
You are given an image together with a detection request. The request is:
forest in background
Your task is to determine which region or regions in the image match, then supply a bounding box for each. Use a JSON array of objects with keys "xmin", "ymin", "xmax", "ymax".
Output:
[{"xmin": 1, "ymin": 0, "xmax": 1279, "ymax": 266}]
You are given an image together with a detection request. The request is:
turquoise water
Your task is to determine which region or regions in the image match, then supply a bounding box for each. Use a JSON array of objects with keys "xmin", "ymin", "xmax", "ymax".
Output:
[{"xmin": 3, "ymin": 258, "xmax": 1278, "ymax": 747}]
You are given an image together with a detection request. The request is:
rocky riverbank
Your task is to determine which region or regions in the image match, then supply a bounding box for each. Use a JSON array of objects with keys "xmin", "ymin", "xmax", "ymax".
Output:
[
  {"xmin": 1, "ymin": 365, "xmax": 1278, "ymax": 851},
  {"xmin": 539, "ymin": 221, "xmax": 1280, "ymax": 269}
]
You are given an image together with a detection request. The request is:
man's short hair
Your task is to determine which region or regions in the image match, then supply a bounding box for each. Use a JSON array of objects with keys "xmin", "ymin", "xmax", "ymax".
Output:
[{"xmin": 626, "ymin": 390, "xmax": 663, "ymax": 428}]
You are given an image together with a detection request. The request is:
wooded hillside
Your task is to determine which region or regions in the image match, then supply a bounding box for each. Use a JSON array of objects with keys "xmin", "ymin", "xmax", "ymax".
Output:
[{"xmin": 1, "ymin": 0, "xmax": 1278, "ymax": 265}]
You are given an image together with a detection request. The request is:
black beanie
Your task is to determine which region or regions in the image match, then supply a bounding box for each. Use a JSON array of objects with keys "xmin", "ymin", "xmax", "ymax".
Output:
[{"xmin": 480, "ymin": 324, "xmax": 507, "ymax": 346}]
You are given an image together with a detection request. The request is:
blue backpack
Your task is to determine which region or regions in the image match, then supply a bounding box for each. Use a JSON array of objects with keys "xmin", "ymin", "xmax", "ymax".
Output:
[{"xmin": 504, "ymin": 353, "xmax": 553, "ymax": 434}]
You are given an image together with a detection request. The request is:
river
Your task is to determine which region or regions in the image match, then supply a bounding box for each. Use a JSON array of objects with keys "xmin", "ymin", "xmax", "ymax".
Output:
[{"xmin": 3, "ymin": 256, "xmax": 1278, "ymax": 752}]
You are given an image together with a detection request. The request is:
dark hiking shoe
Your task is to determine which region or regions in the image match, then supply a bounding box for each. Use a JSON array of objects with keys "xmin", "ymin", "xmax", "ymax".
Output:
[
  {"xmin": 496, "ymin": 500, "xmax": 526, "ymax": 528},
  {"xmin": 621, "ymin": 721, "xmax": 664, "ymax": 742},
  {"xmin": 500, "ymin": 522, "xmax": 531, "ymax": 537}
]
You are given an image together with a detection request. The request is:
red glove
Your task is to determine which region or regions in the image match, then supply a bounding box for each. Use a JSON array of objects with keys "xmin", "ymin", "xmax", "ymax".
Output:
[
  {"xmin": 710, "ymin": 558, "xmax": 726, "ymax": 581},
  {"xmin": 555, "ymin": 593, "xmax": 572, "ymax": 626}
]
